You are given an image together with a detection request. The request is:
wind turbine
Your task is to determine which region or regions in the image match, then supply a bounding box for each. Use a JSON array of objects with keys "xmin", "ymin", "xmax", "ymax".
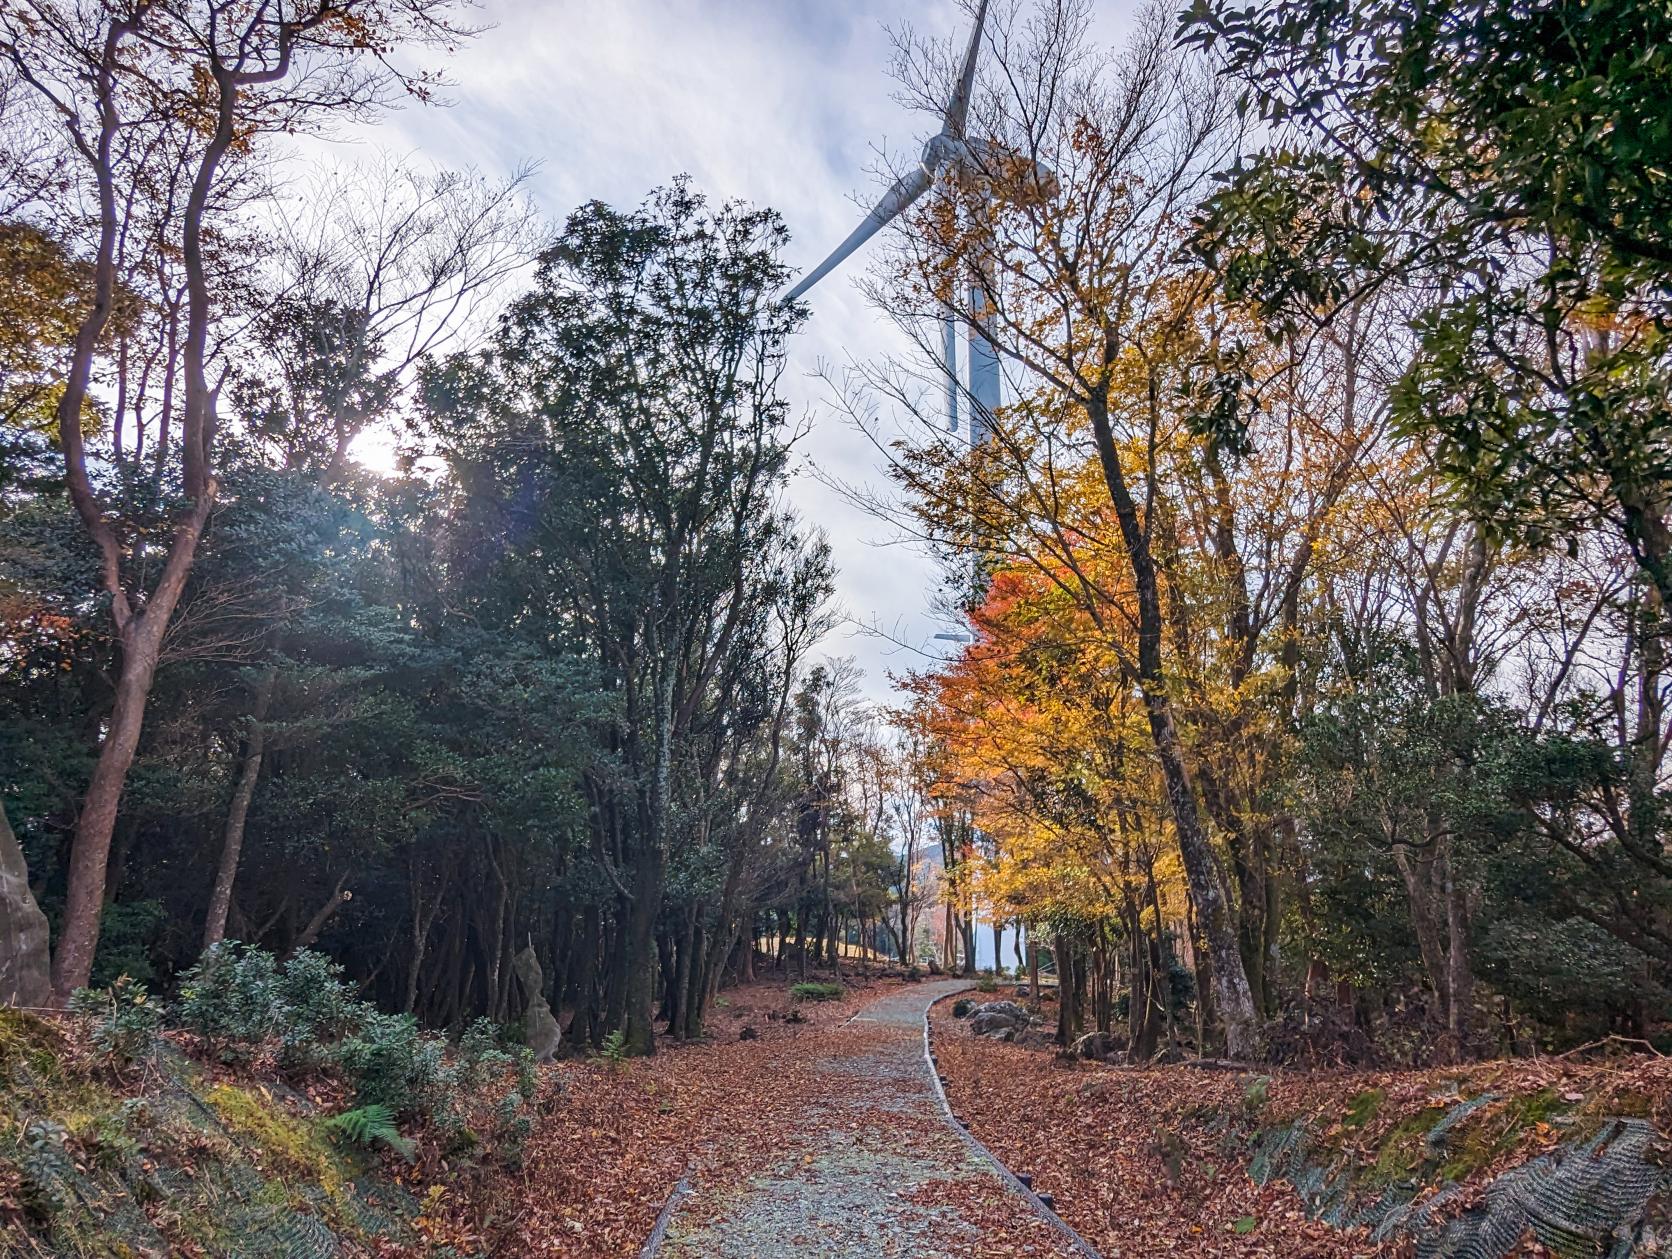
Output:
[{"xmin": 785, "ymin": 0, "xmax": 1002, "ymax": 444}]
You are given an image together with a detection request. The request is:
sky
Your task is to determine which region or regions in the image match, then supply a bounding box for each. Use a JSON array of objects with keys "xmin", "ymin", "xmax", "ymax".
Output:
[{"xmin": 323, "ymin": 0, "xmax": 1126, "ymax": 706}]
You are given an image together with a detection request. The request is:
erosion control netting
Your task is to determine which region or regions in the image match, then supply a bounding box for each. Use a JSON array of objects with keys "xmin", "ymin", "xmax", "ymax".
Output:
[
  {"xmin": 4, "ymin": 1045, "xmax": 422, "ymax": 1259},
  {"xmin": 1250, "ymin": 1098, "xmax": 1670, "ymax": 1258}
]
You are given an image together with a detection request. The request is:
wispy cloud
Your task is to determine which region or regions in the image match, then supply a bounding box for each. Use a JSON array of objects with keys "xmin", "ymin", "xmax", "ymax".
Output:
[{"xmin": 327, "ymin": 0, "xmax": 1031, "ymax": 700}]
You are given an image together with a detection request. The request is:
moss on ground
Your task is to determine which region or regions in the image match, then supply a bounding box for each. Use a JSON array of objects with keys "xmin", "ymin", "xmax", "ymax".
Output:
[
  {"xmin": 0, "ymin": 1010, "xmax": 425, "ymax": 1258},
  {"xmin": 205, "ymin": 1082, "xmax": 349, "ymax": 1193},
  {"xmin": 1368, "ymin": 1104, "xmax": 1447, "ymax": 1184},
  {"xmin": 1432, "ymin": 1087, "xmax": 1574, "ymax": 1182},
  {"xmin": 0, "ymin": 1008, "xmax": 61, "ymax": 1079},
  {"xmin": 1342, "ymin": 1088, "xmax": 1383, "ymax": 1128}
]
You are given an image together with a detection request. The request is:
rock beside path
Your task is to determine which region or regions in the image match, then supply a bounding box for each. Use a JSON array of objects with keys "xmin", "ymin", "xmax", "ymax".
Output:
[
  {"xmin": 968, "ymin": 1000, "xmax": 1031, "ymax": 1040},
  {"xmin": 0, "ymin": 804, "xmax": 51, "ymax": 1009},
  {"xmin": 512, "ymin": 945, "xmax": 562, "ymax": 1063}
]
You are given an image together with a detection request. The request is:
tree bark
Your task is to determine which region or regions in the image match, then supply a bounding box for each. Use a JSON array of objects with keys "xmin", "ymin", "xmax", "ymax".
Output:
[
  {"xmin": 288, "ymin": 872, "xmax": 350, "ymax": 956},
  {"xmin": 202, "ymin": 667, "xmax": 276, "ymax": 952},
  {"xmin": 1393, "ymin": 843, "xmax": 1452, "ymax": 1016},
  {"xmin": 1083, "ymin": 391, "xmax": 1260, "ymax": 1058},
  {"xmin": 1445, "ymin": 849, "xmax": 1474, "ymax": 1051},
  {"xmin": 54, "ymin": 586, "xmax": 203, "ymax": 998},
  {"xmin": 622, "ymin": 846, "xmax": 664, "ymax": 1055}
]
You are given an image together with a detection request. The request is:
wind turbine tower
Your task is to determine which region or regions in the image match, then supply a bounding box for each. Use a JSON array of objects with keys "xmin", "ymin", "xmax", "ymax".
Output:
[{"xmin": 785, "ymin": 0, "xmax": 1005, "ymax": 445}]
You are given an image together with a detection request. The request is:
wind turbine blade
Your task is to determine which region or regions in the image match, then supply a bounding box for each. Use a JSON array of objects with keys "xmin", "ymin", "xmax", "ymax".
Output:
[
  {"xmin": 943, "ymin": 0, "xmax": 991, "ymax": 140},
  {"xmin": 784, "ymin": 165, "xmax": 933, "ymax": 302}
]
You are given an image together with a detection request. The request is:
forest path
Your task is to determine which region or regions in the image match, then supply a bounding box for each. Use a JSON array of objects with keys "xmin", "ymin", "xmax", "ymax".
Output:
[{"xmin": 649, "ymin": 979, "xmax": 1083, "ymax": 1258}]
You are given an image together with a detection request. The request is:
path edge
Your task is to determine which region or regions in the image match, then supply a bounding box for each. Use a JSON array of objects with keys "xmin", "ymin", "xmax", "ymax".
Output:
[
  {"xmin": 922, "ymin": 994, "xmax": 1105, "ymax": 1259},
  {"xmin": 636, "ymin": 1174, "xmax": 691, "ymax": 1258}
]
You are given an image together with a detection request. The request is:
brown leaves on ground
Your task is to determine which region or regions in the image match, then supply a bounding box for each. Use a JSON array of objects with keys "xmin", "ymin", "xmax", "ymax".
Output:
[
  {"xmin": 927, "ymin": 999, "xmax": 1672, "ymax": 1259},
  {"xmin": 426, "ymin": 982, "xmax": 1672, "ymax": 1257},
  {"xmin": 441, "ymin": 974, "xmax": 914, "ymax": 1257}
]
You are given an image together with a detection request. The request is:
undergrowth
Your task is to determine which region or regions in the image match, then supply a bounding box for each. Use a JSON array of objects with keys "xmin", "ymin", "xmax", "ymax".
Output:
[
  {"xmin": 1, "ymin": 942, "xmax": 546, "ymax": 1256},
  {"xmin": 789, "ymin": 981, "xmax": 844, "ymax": 1002}
]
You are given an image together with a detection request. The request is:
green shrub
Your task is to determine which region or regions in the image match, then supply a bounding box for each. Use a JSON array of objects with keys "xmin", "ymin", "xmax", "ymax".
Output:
[
  {"xmin": 333, "ymin": 1010, "xmax": 436, "ymax": 1117},
  {"xmin": 952, "ymin": 998, "xmax": 974, "ymax": 1018},
  {"xmin": 176, "ymin": 942, "xmax": 282, "ymax": 1053},
  {"xmin": 458, "ymin": 1018, "xmax": 509, "ymax": 1085},
  {"xmin": 175, "ymin": 943, "xmax": 368, "ymax": 1068},
  {"xmin": 975, "ymin": 972, "xmax": 998, "ymax": 993},
  {"xmin": 595, "ymin": 1029, "xmax": 629, "ymax": 1069},
  {"xmin": 458, "ymin": 1018, "xmax": 537, "ymax": 1098},
  {"xmin": 69, "ymin": 976, "xmax": 164, "ymax": 1066},
  {"xmin": 491, "ymin": 1089, "xmax": 533, "ymax": 1170},
  {"xmin": 321, "ymin": 1103, "xmax": 416, "ymax": 1161},
  {"xmin": 277, "ymin": 951, "xmax": 360, "ymax": 1040},
  {"xmin": 165, "ymin": 941, "xmax": 536, "ymax": 1166},
  {"xmin": 789, "ymin": 982, "xmax": 844, "ymax": 1002},
  {"xmin": 331, "ymin": 1013, "xmax": 498, "ymax": 1150}
]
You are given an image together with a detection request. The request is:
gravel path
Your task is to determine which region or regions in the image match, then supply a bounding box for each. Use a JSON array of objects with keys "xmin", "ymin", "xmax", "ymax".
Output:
[{"xmin": 652, "ymin": 979, "xmax": 1082, "ymax": 1258}]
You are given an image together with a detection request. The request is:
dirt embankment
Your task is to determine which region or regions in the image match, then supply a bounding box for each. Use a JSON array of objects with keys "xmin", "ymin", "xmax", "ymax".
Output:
[
  {"xmin": 929, "ymin": 993, "xmax": 1672, "ymax": 1258},
  {"xmin": 0, "ymin": 1007, "xmax": 432, "ymax": 1257}
]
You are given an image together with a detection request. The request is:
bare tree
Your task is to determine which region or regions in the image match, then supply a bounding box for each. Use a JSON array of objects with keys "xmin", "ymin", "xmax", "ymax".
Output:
[{"xmin": 247, "ymin": 152, "xmax": 547, "ymax": 479}]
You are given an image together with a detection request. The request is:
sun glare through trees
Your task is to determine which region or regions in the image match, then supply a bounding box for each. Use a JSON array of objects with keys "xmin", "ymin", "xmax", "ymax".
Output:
[{"xmin": 2, "ymin": 0, "xmax": 1670, "ymax": 1254}]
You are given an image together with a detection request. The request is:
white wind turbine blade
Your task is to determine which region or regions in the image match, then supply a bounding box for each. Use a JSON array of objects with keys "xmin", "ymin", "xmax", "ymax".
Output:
[
  {"xmin": 784, "ymin": 164, "xmax": 934, "ymax": 302},
  {"xmin": 942, "ymin": 0, "xmax": 991, "ymax": 140}
]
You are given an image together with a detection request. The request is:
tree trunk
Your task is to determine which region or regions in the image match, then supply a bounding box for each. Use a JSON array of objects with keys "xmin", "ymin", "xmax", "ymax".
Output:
[
  {"xmin": 202, "ymin": 667, "xmax": 276, "ymax": 952},
  {"xmin": 1084, "ymin": 392, "xmax": 1260, "ymax": 1058},
  {"xmin": 670, "ymin": 907, "xmax": 695, "ymax": 1040},
  {"xmin": 1393, "ymin": 843, "xmax": 1452, "ymax": 1019},
  {"xmin": 1148, "ymin": 699, "xmax": 1259, "ymax": 1056},
  {"xmin": 1445, "ymin": 850, "xmax": 1474, "ymax": 1052},
  {"xmin": 622, "ymin": 845, "xmax": 664, "ymax": 1055},
  {"xmin": 53, "ymin": 599, "xmax": 194, "ymax": 998},
  {"xmin": 404, "ymin": 858, "xmax": 442, "ymax": 1015},
  {"xmin": 288, "ymin": 871, "xmax": 350, "ymax": 956}
]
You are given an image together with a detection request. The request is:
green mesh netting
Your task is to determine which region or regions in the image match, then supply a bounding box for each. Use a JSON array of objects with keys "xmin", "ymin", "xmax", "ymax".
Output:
[
  {"xmin": 1413, "ymin": 1119, "xmax": 1664, "ymax": 1259},
  {"xmin": 1253, "ymin": 1100, "xmax": 1668, "ymax": 1256},
  {"xmin": 347, "ymin": 1173, "xmax": 420, "ymax": 1235},
  {"xmin": 224, "ymin": 1201, "xmax": 342, "ymax": 1259},
  {"xmin": 15, "ymin": 1123, "xmax": 173, "ymax": 1256},
  {"xmin": 1424, "ymin": 1093, "xmax": 1500, "ymax": 1151}
]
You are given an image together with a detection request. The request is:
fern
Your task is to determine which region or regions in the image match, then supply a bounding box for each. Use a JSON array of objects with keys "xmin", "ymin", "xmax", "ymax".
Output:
[{"xmin": 321, "ymin": 1103, "xmax": 416, "ymax": 1161}]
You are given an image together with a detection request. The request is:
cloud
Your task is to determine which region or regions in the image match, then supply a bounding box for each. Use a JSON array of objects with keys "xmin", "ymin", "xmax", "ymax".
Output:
[{"xmin": 328, "ymin": 0, "xmax": 1019, "ymax": 704}]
